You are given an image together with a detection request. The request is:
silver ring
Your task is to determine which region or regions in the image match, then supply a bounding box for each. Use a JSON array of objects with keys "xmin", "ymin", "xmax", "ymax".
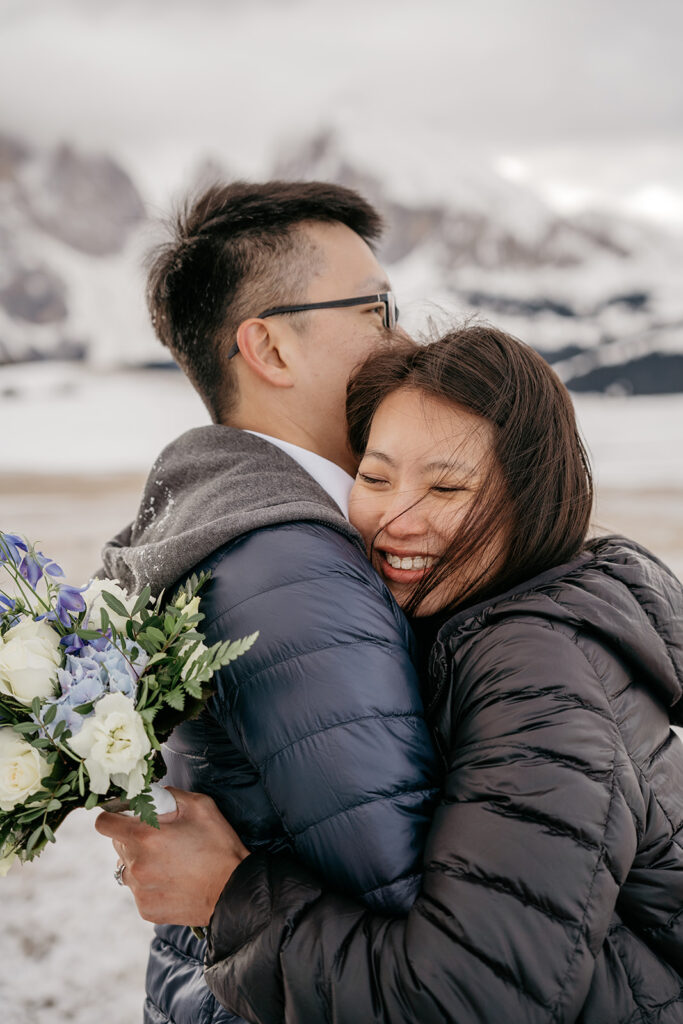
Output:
[{"xmin": 114, "ymin": 862, "xmax": 126, "ymax": 887}]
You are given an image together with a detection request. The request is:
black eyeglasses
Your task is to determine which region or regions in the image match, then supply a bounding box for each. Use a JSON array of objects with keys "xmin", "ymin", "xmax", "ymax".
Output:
[{"xmin": 226, "ymin": 292, "xmax": 399, "ymax": 359}]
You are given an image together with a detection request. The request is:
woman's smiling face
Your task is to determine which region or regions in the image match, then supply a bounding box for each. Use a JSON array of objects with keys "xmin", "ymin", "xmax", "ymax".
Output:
[{"xmin": 348, "ymin": 387, "xmax": 500, "ymax": 615}]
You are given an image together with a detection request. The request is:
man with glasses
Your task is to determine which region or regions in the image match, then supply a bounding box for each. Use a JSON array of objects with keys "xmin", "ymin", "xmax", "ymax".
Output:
[{"xmin": 95, "ymin": 181, "xmax": 437, "ymax": 1024}]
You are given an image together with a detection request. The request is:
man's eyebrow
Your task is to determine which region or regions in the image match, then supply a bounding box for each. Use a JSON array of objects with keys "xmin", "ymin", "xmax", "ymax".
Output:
[{"xmin": 358, "ymin": 277, "xmax": 392, "ymax": 292}]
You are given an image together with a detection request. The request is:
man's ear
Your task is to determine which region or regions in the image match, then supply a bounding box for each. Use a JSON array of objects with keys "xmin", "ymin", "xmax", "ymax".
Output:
[{"xmin": 232, "ymin": 319, "xmax": 294, "ymax": 388}]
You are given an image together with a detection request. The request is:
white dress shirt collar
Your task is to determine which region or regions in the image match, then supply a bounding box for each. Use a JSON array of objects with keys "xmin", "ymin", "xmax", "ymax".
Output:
[{"xmin": 245, "ymin": 431, "xmax": 355, "ymax": 519}]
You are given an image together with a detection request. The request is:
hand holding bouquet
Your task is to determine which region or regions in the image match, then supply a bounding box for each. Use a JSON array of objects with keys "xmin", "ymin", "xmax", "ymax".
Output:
[{"xmin": 0, "ymin": 531, "xmax": 257, "ymax": 875}]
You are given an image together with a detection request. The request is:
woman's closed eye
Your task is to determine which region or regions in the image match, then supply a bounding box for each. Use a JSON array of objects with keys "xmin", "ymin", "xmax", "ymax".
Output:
[{"xmin": 357, "ymin": 472, "xmax": 389, "ymax": 486}]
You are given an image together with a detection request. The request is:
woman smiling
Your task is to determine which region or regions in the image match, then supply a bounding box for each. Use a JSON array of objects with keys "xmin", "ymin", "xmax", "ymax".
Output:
[{"xmin": 204, "ymin": 325, "xmax": 683, "ymax": 1024}]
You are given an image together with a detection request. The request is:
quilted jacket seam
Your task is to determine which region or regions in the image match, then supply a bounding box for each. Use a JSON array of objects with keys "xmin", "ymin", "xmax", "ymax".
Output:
[
  {"xmin": 153, "ymin": 934, "xmax": 205, "ymax": 966},
  {"xmin": 201, "ymin": 567, "xmax": 389, "ymax": 637},
  {"xmin": 215, "ymin": 637, "xmax": 406, "ymax": 702},
  {"xmin": 424, "ymin": 862, "xmax": 582, "ymax": 930},
  {"xmin": 256, "ymin": 710, "xmax": 426, "ymax": 770},
  {"xmin": 630, "ymin": 760, "xmax": 681, "ymax": 839},
  {"xmin": 147, "ymin": 944, "xmax": 219, "ymax": 1024},
  {"xmin": 361, "ymin": 868, "xmax": 421, "ymax": 900},
  {"xmin": 295, "ymin": 784, "xmax": 435, "ymax": 836},
  {"xmin": 414, "ymin": 899, "xmax": 553, "ymax": 1009},
  {"xmin": 640, "ymin": 900, "xmax": 683, "ymax": 938},
  {"xmin": 549, "ymin": 745, "xmax": 619, "ymax": 1023}
]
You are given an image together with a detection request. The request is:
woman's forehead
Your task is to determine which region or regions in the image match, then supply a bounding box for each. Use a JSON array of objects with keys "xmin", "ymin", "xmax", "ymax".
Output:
[{"xmin": 368, "ymin": 388, "xmax": 494, "ymax": 464}]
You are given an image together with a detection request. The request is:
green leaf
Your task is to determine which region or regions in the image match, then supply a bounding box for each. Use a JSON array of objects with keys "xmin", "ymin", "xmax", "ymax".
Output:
[
  {"xmin": 144, "ymin": 626, "xmax": 167, "ymax": 647},
  {"xmin": 218, "ymin": 632, "xmax": 259, "ymax": 665},
  {"xmin": 45, "ymin": 799, "xmax": 62, "ymax": 812},
  {"xmin": 99, "ymin": 607, "xmax": 111, "ymax": 631},
  {"xmin": 132, "ymin": 585, "xmax": 152, "ymax": 617},
  {"xmin": 139, "ymin": 707, "xmax": 158, "ymax": 723},
  {"xmin": 52, "ymin": 720, "xmax": 67, "ymax": 741},
  {"xmin": 77, "ymin": 763, "xmax": 85, "ymax": 797},
  {"xmin": 75, "ymin": 628, "xmax": 105, "ymax": 640},
  {"xmin": 84, "ymin": 792, "xmax": 99, "ymax": 810},
  {"xmin": 42, "ymin": 704, "xmax": 57, "ymax": 726},
  {"xmin": 12, "ymin": 722, "xmax": 39, "ymax": 735},
  {"xmin": 102, "ymin": 591, "xmax": 130, "ymax": 618},
  {"xmin": 26, "ymin": 825, "xmax": 44, "ymax": 853},
  {"xmin": 73, "ymin": 702, "xmax": 95, "ymax": 715},
  {"xmin": 183, "ymin": 678, "xmax": 203, "ymax": 700},
  {"xmin": 43, "ymin": 824, "xmax": 56, "ymax": 843},
  {"xmin": 144, "ymin": 653, "xmax": 167, "ymax": 668},
  {"xmin": 128, "ymin": 790, "xmax": 159, "ymax": 829},
  {"xmin": 31, "ymin": 737, "xmax": 52, "ymax": 749},
  {"xmin": 31, "ymin": 697, "xmax": 41, "ymax": 718},
  {"xmin": 164, "ymin": 689, "xmax": 185, "ymax": 711}
]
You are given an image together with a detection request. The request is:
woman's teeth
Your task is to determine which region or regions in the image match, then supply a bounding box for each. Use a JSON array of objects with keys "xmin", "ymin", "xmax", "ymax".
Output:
[{"xmin": 384, "ymin": 553, "xmax": 436, "ymax": 570}]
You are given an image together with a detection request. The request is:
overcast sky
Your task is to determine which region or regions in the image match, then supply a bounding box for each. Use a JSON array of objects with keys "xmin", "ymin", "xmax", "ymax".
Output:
[{"xmin": 1, "ymin": 0, "xmax": 682, "ymax": 220}]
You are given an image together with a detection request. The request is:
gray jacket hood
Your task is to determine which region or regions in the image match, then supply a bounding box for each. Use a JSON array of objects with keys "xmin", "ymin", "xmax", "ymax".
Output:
[{"xmin": 100, "ymin": 425, "xmax": 362, "ymax": 595}]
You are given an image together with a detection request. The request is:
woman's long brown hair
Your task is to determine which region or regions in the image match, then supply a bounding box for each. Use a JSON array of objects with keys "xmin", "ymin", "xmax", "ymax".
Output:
[{"xmin": 346, "ymin": 325, "xmax": 594, "ymax": 615}]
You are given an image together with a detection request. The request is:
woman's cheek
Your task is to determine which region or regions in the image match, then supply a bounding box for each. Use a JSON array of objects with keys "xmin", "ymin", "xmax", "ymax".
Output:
[{"xmin": 348, "ymin": 490, "xmax": 380, "ymax": 548}]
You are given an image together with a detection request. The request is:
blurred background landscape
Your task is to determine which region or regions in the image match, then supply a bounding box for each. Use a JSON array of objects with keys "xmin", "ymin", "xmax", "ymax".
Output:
[{"xmin": 1, "ymin": 0, "xmax": 682, "ymax": 1020}]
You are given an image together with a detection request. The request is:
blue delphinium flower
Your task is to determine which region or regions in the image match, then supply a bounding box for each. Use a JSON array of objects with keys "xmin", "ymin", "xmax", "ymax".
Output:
[
  {"xmin": 18, "ymin": 549, "xmax": 66, "ymax": 588},
  {"xmin": 0, "ymin": 533, "xmax": 28, "ymax": 566},
  {"xmin": 53, "ymin": 584, "xmax": 87, "ymax": 628}
]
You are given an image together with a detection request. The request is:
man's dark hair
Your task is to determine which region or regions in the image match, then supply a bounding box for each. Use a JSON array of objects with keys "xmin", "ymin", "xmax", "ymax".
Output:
[{"xmin": 146, "ymin": 180, "xmax": 383, "ymax": 421}]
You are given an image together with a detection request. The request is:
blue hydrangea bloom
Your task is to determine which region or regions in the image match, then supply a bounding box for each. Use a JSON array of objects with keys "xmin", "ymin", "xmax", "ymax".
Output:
[{"xmin": 43, "ymin": 640, "xmax": 149, "ymax": 738}]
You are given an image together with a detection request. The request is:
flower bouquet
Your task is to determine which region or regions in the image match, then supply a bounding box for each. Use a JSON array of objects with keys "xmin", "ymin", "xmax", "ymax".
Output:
[{"xmin": 0, "ymin": 530, "xmax": 257, "ymax": 875}]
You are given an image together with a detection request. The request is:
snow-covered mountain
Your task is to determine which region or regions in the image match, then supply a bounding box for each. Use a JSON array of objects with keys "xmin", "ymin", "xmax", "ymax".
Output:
[{"xmin": 1, "ymin": 129, "xmax": 682, "ymax": 393}]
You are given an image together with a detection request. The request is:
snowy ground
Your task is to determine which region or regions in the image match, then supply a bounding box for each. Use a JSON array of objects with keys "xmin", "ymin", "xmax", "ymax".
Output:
[
  {"xmin": 1, "ymin": 366, "xmax": 682, "ymax": 1023},
  {"xmin": 0, "ymin": 810, "xmax": 152, "ymax": 1024}
]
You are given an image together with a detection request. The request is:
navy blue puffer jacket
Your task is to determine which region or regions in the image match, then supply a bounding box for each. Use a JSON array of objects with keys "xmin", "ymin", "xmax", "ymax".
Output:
[{"xmin": 143, "ymin": 522, "xmax": 439, "ymax": 1024}]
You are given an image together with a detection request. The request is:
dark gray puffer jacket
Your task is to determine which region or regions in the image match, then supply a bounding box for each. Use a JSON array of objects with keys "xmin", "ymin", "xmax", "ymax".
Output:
[{"xmin": 204, "ymin": 536, "xmax": 683, "ymax": 1024}]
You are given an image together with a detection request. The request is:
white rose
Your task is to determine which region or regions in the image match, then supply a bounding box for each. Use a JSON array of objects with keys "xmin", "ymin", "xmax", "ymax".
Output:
[
  {"xmin": 82, "ymin": 579, "xmax": 139, "ymax": 632},
  {"xmin": 68, "ymin": 692, "xmax": 151, "ymax": 798},
  {"xmin": 0, "ymin": 618, "xmax": 61, "ymax": 705},
  {"xmin": 0, "ymin": 727, "xmax": 50, "ymax": 811}
]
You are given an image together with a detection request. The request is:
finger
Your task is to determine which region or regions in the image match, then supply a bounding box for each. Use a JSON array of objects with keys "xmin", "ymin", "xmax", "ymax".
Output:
[
  {"xmin": 153, "ymin": 786, "xmax": 180, "ymax": 823},
  {"xmin": 95, "ymin": 810, "xmax": 149, "ymax": 841},
  {"xmin": 163, "ymin": 786, "xmax": 203, "ymax": 821}
]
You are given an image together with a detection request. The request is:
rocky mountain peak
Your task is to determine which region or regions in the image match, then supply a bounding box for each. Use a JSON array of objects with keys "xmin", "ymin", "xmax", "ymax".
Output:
[{"xmin": 20, "ymin": 144, "xmax": 146, "ymax": 256}]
